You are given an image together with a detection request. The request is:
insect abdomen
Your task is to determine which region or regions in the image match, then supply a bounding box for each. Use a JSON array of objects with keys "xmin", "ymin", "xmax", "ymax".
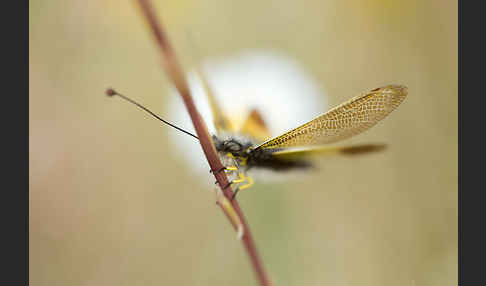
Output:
[{"xmin": 247, "ymin": 148, "xmax": 313, "ymax": 171}]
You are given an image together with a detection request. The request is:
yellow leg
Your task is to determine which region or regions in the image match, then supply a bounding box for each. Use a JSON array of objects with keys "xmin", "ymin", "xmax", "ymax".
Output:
[
  {"xmin": 230, "ymin": 174, "xmax": 254, "ymax": 200},
  {"xmin": 225, "ymin": 166, "xmax": 238, "ymax": 173},
  {"xmin": 219, "ymin": 158, "xmax": 255, "ymax": 197},
  {"xmin": 226, "ymin": 153, "xmax": 248, "ymax": 167},
  {"xmin": 230, "ymin": 173, "xmax": 254, "ymax": 189},
  {"xmin": 238, "ymin": 175, "xmax": 254, "ymax": 190},
  {"xmin": 232, "ymin": 172, "xmax": 247, "ymax": 184}
]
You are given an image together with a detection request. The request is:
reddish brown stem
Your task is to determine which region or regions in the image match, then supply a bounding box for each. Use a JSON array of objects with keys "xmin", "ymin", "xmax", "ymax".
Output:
[{"xmin": 135, "ymin": 1, "xmax": 272, "ymax": 285}]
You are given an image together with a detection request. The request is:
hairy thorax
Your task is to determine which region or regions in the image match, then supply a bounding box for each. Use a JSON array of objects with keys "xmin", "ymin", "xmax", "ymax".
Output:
[{"xmin": 212, "ymin": 134, "xmax": 312, "ymax": 172}]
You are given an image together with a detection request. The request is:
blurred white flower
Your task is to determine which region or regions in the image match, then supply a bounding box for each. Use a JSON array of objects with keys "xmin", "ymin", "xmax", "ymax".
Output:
[{"xmin": 167, "ymin": 50, "xmax": 328, "ymax": 179}]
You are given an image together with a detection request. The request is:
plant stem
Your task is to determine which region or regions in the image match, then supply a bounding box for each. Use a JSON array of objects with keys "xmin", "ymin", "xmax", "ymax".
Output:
[{"xmin": 135, "ymin": 1, "xmax": 272, "ymax": 285}]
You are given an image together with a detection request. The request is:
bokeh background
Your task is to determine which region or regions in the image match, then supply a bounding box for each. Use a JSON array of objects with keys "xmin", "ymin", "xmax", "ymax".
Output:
[{"xmin": 30, "ymin": 1, "xmax": 457, "ymax": 285}]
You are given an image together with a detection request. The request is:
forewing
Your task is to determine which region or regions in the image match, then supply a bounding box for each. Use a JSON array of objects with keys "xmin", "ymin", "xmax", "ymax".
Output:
[
  {"xmin": 254, "ymin": 85, "xmax": 407, "ymax": 150},
  {"xmin": 271, "ymin": 144, "xmax": 387, "ymax": 161},
  {"xmin": 238, "ymin": 109, "xmax": 272, "ymax": 143},
  {"xmin": 197, "ymin": 71, "xmax": 236, "ymax": 133}
]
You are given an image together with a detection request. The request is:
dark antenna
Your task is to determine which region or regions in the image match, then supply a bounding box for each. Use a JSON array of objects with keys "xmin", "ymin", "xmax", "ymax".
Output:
[{"xmin": 105, "ymin": 88, "xmax": 199, "ymax": 140}]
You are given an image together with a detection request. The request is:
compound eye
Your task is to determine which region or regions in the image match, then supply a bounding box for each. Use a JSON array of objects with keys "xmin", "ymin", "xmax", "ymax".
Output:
[{"xmin": 225, "ymin": 141, "xmax": 241, "ymax": 152}]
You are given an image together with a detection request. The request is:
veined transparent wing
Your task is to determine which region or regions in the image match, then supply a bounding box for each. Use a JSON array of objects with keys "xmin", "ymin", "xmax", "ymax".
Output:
[
  {"xmin": 270, "ymin": 144, "xmax": 387, "ymax": 161},
  {"xmin": 238, "ymin": 109, "xmax": 272, "ymax": 143},
  {"xmin": 253, "ymin": 85, "xmax": 407, "ymax": 150},
  {"xmin": 197, "ymin": 70, "xmax": 235, "ymax": 133}
]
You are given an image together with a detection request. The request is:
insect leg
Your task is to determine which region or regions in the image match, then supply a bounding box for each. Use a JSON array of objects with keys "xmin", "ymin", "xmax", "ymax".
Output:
[
  {"xmin": 210, "ymin": 165, "xmax": 239, "ymax": 174},
  {"xmin": 210, "ymin": 166, "xmax": 226, "ymax": 174},
  {"xmin": 224, "ymin": 166, "xmax": 239, "ymax": 173},
  {"xmin": 231, "ymin": 172, "xmax": 247, "ymax": 184},
  {"xmin": 213, "ymin": 165, "xmax": 239, "ymax": 186},
  {"xmin": 238, "ymin": 175, "xmax": 254, "ymax": 190},
  {"xmin": 231, "ymin": 174, "xmax": 254, "ymax": 201},
  {"xmin": 231, "ymin": 188, "xmax": 240, "ymax": 201}
]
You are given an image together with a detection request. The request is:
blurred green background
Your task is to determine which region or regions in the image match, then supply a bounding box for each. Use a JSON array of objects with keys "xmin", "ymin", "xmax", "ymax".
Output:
[{"xmin": 30, "ymin": 0, "xmax": 457, "ymax": 285}]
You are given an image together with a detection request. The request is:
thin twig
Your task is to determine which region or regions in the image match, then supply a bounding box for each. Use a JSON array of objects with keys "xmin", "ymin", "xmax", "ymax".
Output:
[{"xmin": 135, "ymin": 1, "xmax": 272, "ymax": 285}]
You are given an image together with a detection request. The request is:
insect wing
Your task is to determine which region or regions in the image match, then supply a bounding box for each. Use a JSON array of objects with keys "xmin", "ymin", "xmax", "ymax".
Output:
[
  {"xmin": 270, "ymin": 144, "xmax": 387, "ymax": 161},
  {"xmin": 254, "ymin": 85, "xmax": 407, "ymax": 150},
  {"xmin": 197, "ymin": 70, "xmax": 236, "ymax": 133},
  {"xmin": 238, "ymin": 109, "xmax": 272, "ymax": 143}
]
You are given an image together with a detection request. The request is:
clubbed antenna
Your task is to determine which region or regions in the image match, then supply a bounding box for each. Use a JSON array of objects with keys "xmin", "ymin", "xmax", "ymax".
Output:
[{"xmin": 105, "ymin": 88, "xmax": 199, "ymax": 140}]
